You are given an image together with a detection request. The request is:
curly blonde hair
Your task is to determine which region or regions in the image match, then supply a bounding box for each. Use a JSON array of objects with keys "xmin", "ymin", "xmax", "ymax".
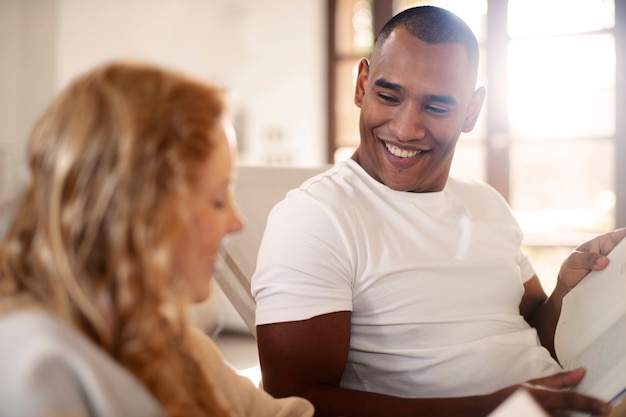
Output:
[{"xmin": 0, "ymin": 62, "xmax": 231, "ymax": 417}]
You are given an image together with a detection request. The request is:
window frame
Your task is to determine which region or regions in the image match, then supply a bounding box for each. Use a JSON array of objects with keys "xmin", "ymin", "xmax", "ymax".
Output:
[{"xmin": 327, "ymin": 0, "xmax": 626, "ymax": 229}]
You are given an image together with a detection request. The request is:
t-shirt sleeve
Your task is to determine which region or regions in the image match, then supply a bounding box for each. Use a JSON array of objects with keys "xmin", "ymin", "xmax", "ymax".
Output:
[
  {"xmin": 518, "ymin": 248, "xmax": 537, "ymax": 283},
  {"xmin": 252, "ymin": 191, "xmax": 353, "ymax": 325}
]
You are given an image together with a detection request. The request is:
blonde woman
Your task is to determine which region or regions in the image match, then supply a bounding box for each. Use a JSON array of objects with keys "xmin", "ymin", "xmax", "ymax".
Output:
[{"xmin": 0, "ymin": 62, "xmax": 313, "ymax": 417}]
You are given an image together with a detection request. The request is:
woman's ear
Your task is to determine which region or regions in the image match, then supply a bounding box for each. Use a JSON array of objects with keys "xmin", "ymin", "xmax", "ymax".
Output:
[
  {"xmin": 354, "ymin": 59, "xmax": 370, "ymax": 108},
  {"xmin": 462, "ymin": 86, "xmax": 486, "ymax": 133}
]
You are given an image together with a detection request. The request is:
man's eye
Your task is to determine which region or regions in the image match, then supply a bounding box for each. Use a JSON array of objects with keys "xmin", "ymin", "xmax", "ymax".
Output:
[
  {"xmin": 377, "ymin": 93, "xmax": 398, "ymax": 103},
  {"xmin": 425, "ymin": 105, "xmax": 448, "ymax": 115}
]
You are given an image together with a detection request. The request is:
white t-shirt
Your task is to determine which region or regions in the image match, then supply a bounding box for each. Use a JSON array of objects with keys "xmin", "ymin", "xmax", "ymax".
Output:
[{"xmin": 252, "ymin": 159, "xmax": 562, "ymax": 398}]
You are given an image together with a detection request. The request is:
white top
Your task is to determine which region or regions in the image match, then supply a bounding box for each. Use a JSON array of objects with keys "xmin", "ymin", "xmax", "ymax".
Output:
[
  {"xmin": 0, "ymin": 307, "xmax": 314, "ymax": 417},
  {"xmin": 252, "ymin": 159, "xmax": 562, "ymax": 397},
  {"xmin": 0, "ymin": 309, "xmax": 166, "ymax": 417}
]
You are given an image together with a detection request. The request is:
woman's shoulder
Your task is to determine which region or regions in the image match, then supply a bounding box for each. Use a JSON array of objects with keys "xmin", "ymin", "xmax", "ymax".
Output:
[
  {"xmin": 0, "ymin": 307, "xmax": 98, "ymax": 360},
  {"xmin": 0, "ymin": 307, "xmax": 166, "ymax": 417},
  {"xmin": 0, "ymin": 307, "xmax": 74, "ymax": 352}
]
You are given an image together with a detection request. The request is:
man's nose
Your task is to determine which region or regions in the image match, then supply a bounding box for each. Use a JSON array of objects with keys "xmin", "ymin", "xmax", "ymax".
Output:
[{"xmin": 389, "ymin": 104, "xmax": 426, "ymax": 142}]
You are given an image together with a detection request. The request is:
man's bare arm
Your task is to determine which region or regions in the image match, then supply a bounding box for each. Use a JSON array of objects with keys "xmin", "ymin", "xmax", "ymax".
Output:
[{"xmin": 256, "ymin": 311, "xmax": 610, "ymax": 417}]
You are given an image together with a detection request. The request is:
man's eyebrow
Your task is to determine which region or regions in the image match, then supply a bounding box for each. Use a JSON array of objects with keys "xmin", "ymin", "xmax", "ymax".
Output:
[
  {"xmin": 425, "ymin": 94, "xmax": 457, "ymax": 106},
  {"xmin": 374, "ymin": 78, "xmax": 405, "ymax": 93},
  {"xmin": 374, "ymin": 78, "xmax": 458, "ymax": 105}
]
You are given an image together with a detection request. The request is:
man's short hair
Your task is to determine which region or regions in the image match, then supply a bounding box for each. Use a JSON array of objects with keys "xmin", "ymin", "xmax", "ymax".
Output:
[{"xmin": 373, "ymin": 6, "xmax": 479, "ymax": 71}]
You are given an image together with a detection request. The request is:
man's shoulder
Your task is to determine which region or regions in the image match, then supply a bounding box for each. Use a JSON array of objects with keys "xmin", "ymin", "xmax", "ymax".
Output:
[
  {"xmin": 268, "ymin": 161, "xmax": 370, "ymax": 229},
  {"xmin": 446, "ymin": 176, "xmax": 514, "ymax": 218},
  {"xmin": 284, "ymin": 161, "xmax": 360, "ymax": 204},
  {"xmin": 447, "ymin": 176, "xmax": 504, "ymax": 200},
  {"xmin": 297, "ymin": 161, "xmax": 355, "ymax": 190},
  {"xmin": 447, "ymin": 175, "xmax": 494, "ymax": 190}
]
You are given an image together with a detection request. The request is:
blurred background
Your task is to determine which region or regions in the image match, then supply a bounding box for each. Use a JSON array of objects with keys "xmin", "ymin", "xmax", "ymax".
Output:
[{"xmin": 1, "ymin": 0, "xmax": 624, "ymax": 291}]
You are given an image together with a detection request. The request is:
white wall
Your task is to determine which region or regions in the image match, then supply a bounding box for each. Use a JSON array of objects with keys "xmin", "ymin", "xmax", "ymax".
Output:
[
  {"xmin": 234, "ymin": 0, "xmax": 327, "ymax": 166},
  {"xmin": 0, "ymin": 0, "xmax": 58, "ymax": 190},
  {"xmin": 0, "ymin": 0, "xmax": 327, "ymax": 199}
]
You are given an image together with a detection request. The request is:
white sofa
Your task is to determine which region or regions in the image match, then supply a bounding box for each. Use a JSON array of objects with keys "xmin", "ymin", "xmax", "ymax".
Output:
[{"xmin": 191, "ymin": 164, "xmax": 329, "ymax": 337}]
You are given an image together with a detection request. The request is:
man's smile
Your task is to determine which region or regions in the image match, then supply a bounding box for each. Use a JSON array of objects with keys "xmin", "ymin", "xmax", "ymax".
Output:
[{"xmin": 384, "ymin": 141, "xmax": 423, "ymax": 158}]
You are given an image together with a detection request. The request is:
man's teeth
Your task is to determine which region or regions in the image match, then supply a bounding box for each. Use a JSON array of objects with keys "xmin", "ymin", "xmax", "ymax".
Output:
[{"xmin": 385, "ymin": 142, "xmax": 420, "ymax": 158}]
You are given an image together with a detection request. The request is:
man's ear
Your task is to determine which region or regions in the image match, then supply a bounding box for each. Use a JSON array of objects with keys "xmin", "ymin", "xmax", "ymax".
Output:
[
  {"xmin": 462, "ymin": 86, "xmax": 486, "ymax": 133},
  {"xmin": 354, "ymin": 58, "xmax": 370, "ymax": 108}
]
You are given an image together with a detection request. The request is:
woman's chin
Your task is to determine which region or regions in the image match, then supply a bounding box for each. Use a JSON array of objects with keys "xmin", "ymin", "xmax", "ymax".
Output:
[{"xmin": 191, "ymin": 285, "xmax": 211, "ymax": 304}]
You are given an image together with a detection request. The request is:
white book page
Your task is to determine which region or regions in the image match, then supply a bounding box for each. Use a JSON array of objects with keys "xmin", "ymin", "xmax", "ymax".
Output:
[
  {"xmin": 554, "ymin": 237, "xmax": 626, "ymax": 403},
  {"xmin": 487, "ymin": 389, "xmax": 549, "ymax": 417},
  {"xmin": 560, "ymin": 314, "xmax": 626, "ymax": 400},
  {"xmin": 555, "ymin": 237, "xmax": 626, "ymax": 365}
]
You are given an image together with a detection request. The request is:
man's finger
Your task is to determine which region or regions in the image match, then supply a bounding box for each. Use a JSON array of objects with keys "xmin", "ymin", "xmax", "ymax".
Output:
[{"xmin": 527, "ymin": 368, "xmax": 586, "ymax": 389}]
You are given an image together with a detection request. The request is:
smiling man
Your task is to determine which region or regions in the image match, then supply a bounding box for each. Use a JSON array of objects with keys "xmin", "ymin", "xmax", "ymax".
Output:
[
  {"xmin": 353, "ymin": 20, "xmax": 484, "ymax": 194},
  {"xmin": 251, "ymin": 6, "xmax": 623, "ymax": 417}
]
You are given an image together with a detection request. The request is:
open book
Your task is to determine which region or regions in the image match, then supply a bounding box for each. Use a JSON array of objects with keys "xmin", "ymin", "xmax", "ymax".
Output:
[
  {"xmin": 554, "ymin": 236, "xmax": 626, "ymax": 416},
  {"xmin": 487, "ymin": 389, "xmax": 549, "ymax": 417}
]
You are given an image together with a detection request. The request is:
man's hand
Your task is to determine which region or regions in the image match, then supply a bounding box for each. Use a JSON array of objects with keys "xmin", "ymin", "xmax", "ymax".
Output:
[
  {"xmin": 496, "ymin": 368, "xmax": 612, "ymax": 416},
  {"xmin": 557, "ymin": 228, "xmax": 626, "ymax": 291}
]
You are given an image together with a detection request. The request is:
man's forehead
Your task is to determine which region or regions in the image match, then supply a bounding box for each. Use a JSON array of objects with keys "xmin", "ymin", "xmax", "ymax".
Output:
[
  {"xmin": 373, "ymin": 28, "xmax": 468, "ymax": 62},
  {"xmin": 368, "ymin": 38, "xmax": 476, "ymax": 100}
]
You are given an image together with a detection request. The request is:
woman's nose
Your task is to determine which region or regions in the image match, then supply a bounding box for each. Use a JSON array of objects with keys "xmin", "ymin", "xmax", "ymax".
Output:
[{"xmin": 228, "ymin": 199, "xmax": 244, "ymax": 234}]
